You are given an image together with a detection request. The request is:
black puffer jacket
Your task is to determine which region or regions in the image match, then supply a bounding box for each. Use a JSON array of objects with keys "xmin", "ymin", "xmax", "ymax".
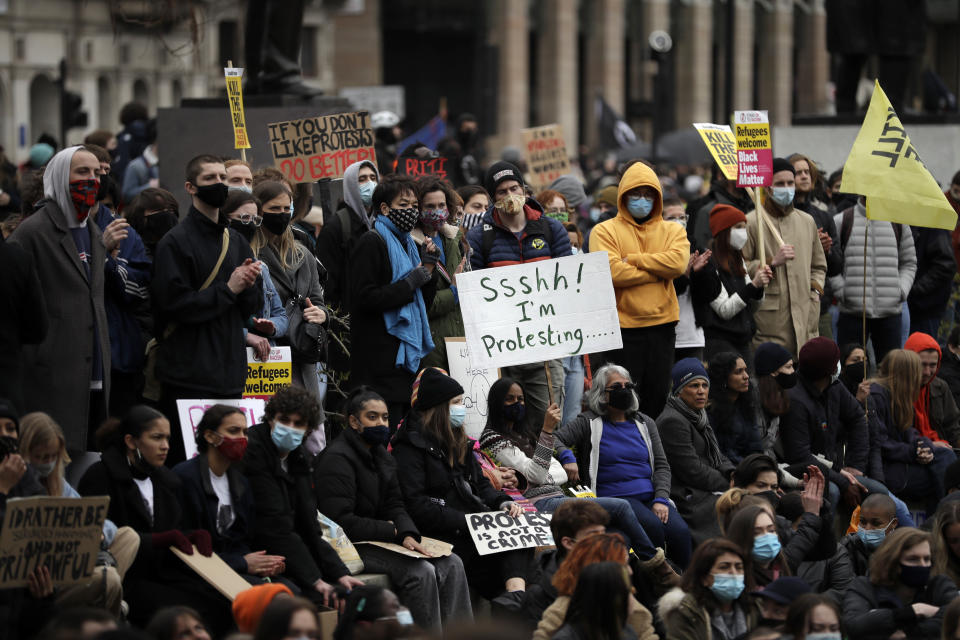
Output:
[
  {"xmin": 843, "ymin": 574, "xmax": 956, "ymax": 639},
  {"xmin": 315, "ymin": 427, "xmax": 418, "ymax": 543}
]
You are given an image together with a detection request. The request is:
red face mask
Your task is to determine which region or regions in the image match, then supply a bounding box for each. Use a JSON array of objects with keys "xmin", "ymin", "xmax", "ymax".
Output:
[
  {"xmin": 69, "ymin": 178, "xmax": 100, "ymax": 222},
  {"xmin": 216, "ymin": 436, "xmax": 248, "ymax": 462}
]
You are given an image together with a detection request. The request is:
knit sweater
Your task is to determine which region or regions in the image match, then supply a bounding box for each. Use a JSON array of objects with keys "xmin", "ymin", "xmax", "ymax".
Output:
[{"xmin": 478, "ymin": 427, "xmax": 568, "ymax": 503}]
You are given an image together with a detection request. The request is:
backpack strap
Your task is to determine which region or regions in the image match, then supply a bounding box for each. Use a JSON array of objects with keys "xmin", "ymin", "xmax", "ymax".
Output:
[
  {"xmin": 337, "ymin": 207, "xmax": 353, "ymax": 248},
  {"xmin": 481, "ymin": 223, "xmax": 497, "ymax": 266}
]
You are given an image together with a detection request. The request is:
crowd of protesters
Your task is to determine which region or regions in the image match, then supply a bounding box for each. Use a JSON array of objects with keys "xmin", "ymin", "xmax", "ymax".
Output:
[{"xmin": 4, "ymin": 100, "xmax": 960, "ymax": 640}]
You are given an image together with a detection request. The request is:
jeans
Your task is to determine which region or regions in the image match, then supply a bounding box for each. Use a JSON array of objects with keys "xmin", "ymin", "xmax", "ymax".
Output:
[
  {"xmin": 620, "ymin": 496, "xmax": 692, "ymax": 569},
  {"xmin": 828, "ymin": 478, "xmax": 916, "ymax": 528},
  {"xmin": 561, "ymin": 356, "xmax": 584, "ymax": 427},
  {"xmin": 837, "ymin": 313, "xmax": 902, "ymax": 364},
  {"xmin": 536, "ymin": 495, "xmax": 657, "ymax": 561},
  {"xmin": 900, "ymin": 446, "xmax": 957, "ymax": 509}
]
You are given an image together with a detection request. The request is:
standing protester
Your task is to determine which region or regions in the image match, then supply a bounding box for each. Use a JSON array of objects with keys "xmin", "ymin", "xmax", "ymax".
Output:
[
  {"xmin": 0, "ymin": 237, "xmax": 46, "ymax": 413},
  {"xmin": 590, "ymin": 161, "xmax": 689, "ymax": 419},
  {"xmin": 225, "ymin": 159, "xmax": 254, "ymax": 192},
  {"xmin": 686, "ymin": 167, "xmax": 753, "ymax": 252},
  {"xmin": 831, "ymin": 197, "xmax": 916, "ymax": 363},
  {"xmin": 125, "ymin": 187, "xmax": 180, "ymax": 259},
  {"xmin": 151, "ymin": 155, "xmax": 263, "ymax": 464},
  {"xmin": 10, "ymin": 146, "xmax": 110, "ymax": 456},
  {"xmin": 663, "ymin": 198, "xmax": 710, "ymax": 362},
  {"xmin": 742, "ymin": 158, "xmax": 827, "ymax": 356},
  {"xmin": 121, "ymin": 123, "xmax": 159, "ymax": 205},
  {"xmin": 907, "ymin": 224, "xmax": 955, "ymax": 338},
  {"xmin": 457, "ymin": 185, "xmax": 490, "ymax": 232},
  {"xmin": 466, "ymin": 161, "xmax": 571, "ymax": 430}
]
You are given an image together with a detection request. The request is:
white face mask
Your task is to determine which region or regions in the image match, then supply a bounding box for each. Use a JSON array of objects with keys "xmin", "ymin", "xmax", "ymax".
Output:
[{"xmin": 729, "ymin": 227, "xmax": 748, "ymax": 250}]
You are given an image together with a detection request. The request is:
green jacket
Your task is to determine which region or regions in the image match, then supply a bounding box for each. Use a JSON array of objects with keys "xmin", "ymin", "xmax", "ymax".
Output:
[
  {"xmin": 658, "ymin": 588, "xmax": 759, "ymax": 640},
  {"xmin": 414, "ymin": 225, "xmax": 465, "ymax": 370}
]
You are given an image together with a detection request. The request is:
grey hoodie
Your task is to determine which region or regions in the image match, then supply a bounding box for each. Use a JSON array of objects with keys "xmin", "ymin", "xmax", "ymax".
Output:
[
  {"xmin": 43, "ymin": 145, "xmax": 87, "ymax": 229},
  {"xmin": 341, "ymin": 159, "xmax": 379, "ymax": 230}
]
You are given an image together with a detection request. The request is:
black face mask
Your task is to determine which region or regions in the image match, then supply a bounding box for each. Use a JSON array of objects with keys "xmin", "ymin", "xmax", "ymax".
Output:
[
  {"xmin": 840, "ymin": 364, "xmax": 865, "ymax": 396},
  {"xmin": 457, "ymin": 128, "xmax": 478, "ymax": 150},
  {"xmin": 193, "ymin": 182, "xmax": 229, "ymax": 209},
  {"xmin": 774, "ymin": 372, "xmax": 797, "ymax": 389},
  {"xmin": 261, "ymin": 212, "xmax": 291, "ymax": 236},
  {"xmin": 97, "ymin": 173, "xmax": 112, "ymax": 202},
  {"xmin": 607, "ymin": 386, "xmax": 635, "ymax": 411},
  {"xmin": 755, "ymin": 490, "xmax": 780, "ymax": 511},
  {"xmin": 230, "ymin": 219, "xmax": 257, "ymax": 242},
  {"xmin": 141, "ymin": 211, "xmax": 179, "ymax": 247}
]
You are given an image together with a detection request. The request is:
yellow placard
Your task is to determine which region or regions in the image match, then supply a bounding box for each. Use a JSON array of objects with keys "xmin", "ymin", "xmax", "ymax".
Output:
[
  {"xmin": 692, "ymin": 123, "xmax": 738, "ymax": 181},
  {"xmin": 224, "ymin": 67, "xmax": 251, "ymax": 150},
  {"xmin": 244, "ymin": 347, "xmax": 292, "ymax": 400}
]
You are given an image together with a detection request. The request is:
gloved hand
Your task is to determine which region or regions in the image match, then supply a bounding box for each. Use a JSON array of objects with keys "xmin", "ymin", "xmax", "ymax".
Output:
[
  {"xmin": 187, "ymin": 529, "xmax": 214, "ymax": 557},
  {"xmin": 422, "ymin": 250, "xmax": 439, "ymax": 266},
  {"xmin": 152, "ymin": 530, "xmax": 193, "ymax": 555},
  {"xmin": 402, "ymin": 266, "xmax": 432, "ymax": 290}
]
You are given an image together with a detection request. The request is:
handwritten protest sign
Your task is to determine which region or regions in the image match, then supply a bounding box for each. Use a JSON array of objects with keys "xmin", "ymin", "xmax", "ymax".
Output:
[
  {"xmin": 244, "ymin": 347, "xmax": 292, "ymax": 400},
  {"xmin": 466, "ymin": 511, "xmax": 554, "ymax": 555},
  {"xmin": 445, "ymin": 338, "xmax": 499, "ymax": 439},
  {"xmin": 0, "ymin": 496, "xmax": 109, "ymax": 587},
  {"xmin": 396, "ymin": 155, "xmax": 449, "ymax": 179},
  {"xmin": 733, "ymin": 110, "xmax": 773, "ymax": 188},
  {"xmin": 176, "ymin": 398, "xmax": 266, "ymax": 459},
  {"xmin": 268, "ymin": 111, "xmax": 375, "ymax": 183},
  {"xmin": 522, "ymin": 124, "xmax": 570, "ymax": 189},
  {"xmin": 356, "ymin": 537, "xmax": 453, "ymax": 559},
  {"xmin": 224, "ymin": 67, "xmax": 251, "ymax": 149},
  {"xmin": 456, "ymin": 252, "xmax": 621, "ymax": 369},
  {"xmin": 172, "ymin": 545, "xmax": 254, "ymax": 600},
  {"xmin": 693, "ymin": 123, "xmax": 738, "ymax": 181}
]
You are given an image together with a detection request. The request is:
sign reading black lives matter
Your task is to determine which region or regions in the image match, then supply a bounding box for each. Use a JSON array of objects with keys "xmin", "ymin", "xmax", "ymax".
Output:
[
  {"xmin": 268, "ymin": 110, "xmax": 376, "ymax": 184},
  {"xmin": 456, "ymin": 252, "xmax": 622, "ymax": 368},
  {"xmin": 466, "ymin": 511, "xmax": 554, "ymax": 555},
  {"xmin": 0, "ymin": 496, "xmax": 109, "ymax": 587}
]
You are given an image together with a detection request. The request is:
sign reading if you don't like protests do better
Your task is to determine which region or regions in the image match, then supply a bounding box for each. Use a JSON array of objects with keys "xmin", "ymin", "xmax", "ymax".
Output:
[
  {"xmin": 456, "ymin": 252, "xmax": 622, "ymax": 369},
  {"xmin": 268, "ymin": 110, "xmax": 376, "ymax": 184}
]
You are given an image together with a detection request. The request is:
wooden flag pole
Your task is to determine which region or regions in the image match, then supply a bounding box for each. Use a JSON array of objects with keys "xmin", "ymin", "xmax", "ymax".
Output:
[
  {"xmin": 544, "ymin": 362, "xmax": 555, "ymax": 406},
  {"xmin": 754, "ymin": 187, "xmax": 765, "ymax": 268},
  {"xmin": 863, "ymin": 209, "xmax": 869, "ymax": 414}
]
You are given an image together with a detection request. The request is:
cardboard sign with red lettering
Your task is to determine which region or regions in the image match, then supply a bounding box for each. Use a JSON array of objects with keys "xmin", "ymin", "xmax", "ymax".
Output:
[
  {"xmin": 521, "ymin": 124, "xmax": 570, "ymax": 189},
  {"xmin": 396, "ymin": 155, "xmax": 450, "ymax": 179},
  {"xmin": 268, "ymin": 111, "xmax": 375, "ymax": 183}
]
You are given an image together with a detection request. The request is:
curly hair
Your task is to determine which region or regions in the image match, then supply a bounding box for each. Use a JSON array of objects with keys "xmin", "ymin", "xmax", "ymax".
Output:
[{"xmin": 263, "ymin": 387, "xmax": 322, "ymax": 431}]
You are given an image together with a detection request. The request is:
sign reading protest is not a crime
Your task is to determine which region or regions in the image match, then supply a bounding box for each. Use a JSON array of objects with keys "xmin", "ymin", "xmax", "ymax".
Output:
[
  {"xmin": 521, "ymin": 124, "xmax": 570, "ymax": 189},
  {"xmin": 0, "ymin": 496, "xmax": 109, "ymax": 587},
  {"xmin": 268, "ymin": 110, "xmax": 375, "ymax": 184},
  {"xmin": 466, "ymin": 510, "xmax": 554, "ymax": 555},
  {"xmin": 456, "ymin": 252, "xmax": 622, "ymax": 369},
  {"xmin": 733, "ymin": 110, "xmax": 773, "ymax": 188}
]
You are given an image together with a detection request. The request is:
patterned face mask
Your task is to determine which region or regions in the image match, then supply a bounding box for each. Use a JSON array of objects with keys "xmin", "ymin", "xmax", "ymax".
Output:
[
  {"xmin": 420, "ymin": 207, "xmax": 448, "ymax": 232},
  {"xmin": 495, "ymin": 193, "xmax": 525, "ymax": 215},
  {"xmin": 70, "ymin": 179, "xmax": 100, "ymax": 222},
  {"xmin": 387, "ymin": 207, "xmax": 420, "ymax": 233}
]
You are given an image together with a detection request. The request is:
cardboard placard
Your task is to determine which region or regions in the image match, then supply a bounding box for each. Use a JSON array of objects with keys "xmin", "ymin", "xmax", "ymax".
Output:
[
  {"xmin": 733, "ymin": 110, "xmax": 773, "ymax": 187},
  {"xmin": 176, "ymin": 398, "xmax": 266, "ymax": 459},
  {"xmin": 171, "ymin": 545, "xmax": 253, "ymax": 600},
  {"xmin": 224, "ymin": 67, "xmax": 251, "ymax": 149},
  {"xmin": 268, "ymin": 110, "xmax": 375, "ymax": 183},
  {"xmin": 355, "ymin": 537, "xmax": 454, "ymax": 559},
  {"xmin": 0, "ymin": 496, "xmax": 109, "ymax": 587},
  {"xmin": 244, "ymin": 346, "xmax": 293, "ymax": 400},
  {"xmin": 456, "ymin": 252, "xmax": 622, "ymax": 369},
  {"xmin": 522, "ymin": 124, "xmax": 570, "ymax": 189},
  {"xmin": 466, "ymin": 511, "xmax": 554, "ymax": 555},
  {"xmin": 692, "ymin": 123, "xmax": 738, "ymax": 181},
  {"xmin": 395, "ymin": 155, "xmax": 450, "ymax": 179},
  {"xmin": 445, "ymin": 338, "xmax": 499, "ymax": 440}
]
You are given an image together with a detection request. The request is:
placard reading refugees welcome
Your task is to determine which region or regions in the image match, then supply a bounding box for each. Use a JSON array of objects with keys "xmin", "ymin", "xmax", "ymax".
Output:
[
  {"xmin": 0, "ymin": 496, "xmax": 109, "ymax": 587},
  {"xmin": 466, "ymin": 511, "xmax": 554, "ymax": 555},
  {"xmin": 244, "ymin": 346, "xmax": 292, "ymax": 400},
  {"xmin": 733, "ymin": 110, "xmax": 773, "ymax": 188},
  {"xmin": 268, "ymin": 110, "xmax": 375, "ymax": 183},
  {"xmin": 456, "ymin": 252, "xmax": 621, "ymax": 369}
]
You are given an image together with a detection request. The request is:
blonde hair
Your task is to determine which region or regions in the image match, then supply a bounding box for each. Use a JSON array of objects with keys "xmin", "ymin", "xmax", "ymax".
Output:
[
  {"xmin": 19, "ymin": 412, "xmax": 70, "ymax": 497},
  {"xmin": 875, "ymin": 349, "xmax": 922, "ymax": 431},
  {"xmin": 251, "ymin": 181, "xmax": 305, "ymax": 272}
]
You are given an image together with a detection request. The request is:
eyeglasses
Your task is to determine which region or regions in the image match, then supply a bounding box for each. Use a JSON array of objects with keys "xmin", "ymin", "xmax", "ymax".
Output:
[{"xmin": 234, "ymin": 211, "xmax": 262, "ymax": 226}]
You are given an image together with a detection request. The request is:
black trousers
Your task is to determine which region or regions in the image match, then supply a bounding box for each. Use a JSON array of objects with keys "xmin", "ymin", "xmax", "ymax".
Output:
[{"xmin": 604, "ymin": 323, "xmax": 676, "ymax": 420}]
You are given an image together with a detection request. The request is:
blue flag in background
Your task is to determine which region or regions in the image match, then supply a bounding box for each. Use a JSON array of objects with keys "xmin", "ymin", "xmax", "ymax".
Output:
[{"xmin": 397, "ymin": 115, "xmax": 447, "ymax": 156}]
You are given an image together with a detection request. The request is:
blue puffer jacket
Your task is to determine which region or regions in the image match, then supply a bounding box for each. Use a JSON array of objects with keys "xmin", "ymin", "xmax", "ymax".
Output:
[{"xmin": 466, "ymin": 198, "xmax": 571, "ymax": 269}]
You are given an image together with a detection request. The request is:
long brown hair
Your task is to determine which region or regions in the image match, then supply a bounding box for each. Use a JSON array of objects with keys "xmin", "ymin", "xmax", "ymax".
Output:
[
  {"xmin": 875, "ymin": 349, "xmax": 922, "ymax": 431},
  {"xmin": 710, "ymin": 227, "xmax": 746, "ymax": 277},
  {"xmin": 757, "ymin": 375, "xmax": 791, "ymax": 416},
  {"xmin": 252, "ymin": 180, "xmax": 304, "ymax": 271},
  {"xmin": 19, "ymin": 412, "xmax": 70, "ymax": 497},
  {"xmin": 680, "ymin": 538, "xmax": 755, "ymax": 610},
  {"xmin": 868, "ymin": 527, "xmax": 930, "ymax": 588},
  {"xmin": 420, "ymin": 404, "xmax": 469, "ymax": 467},
  {"xmin": 932, "ymin": 502, "xmax": 960, "ymax": 586}
]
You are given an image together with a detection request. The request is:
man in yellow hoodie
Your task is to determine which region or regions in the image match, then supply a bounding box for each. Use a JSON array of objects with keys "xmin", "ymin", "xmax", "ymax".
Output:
[{"xmin": 590, "ymin": 161, "xmax": 690, "ymax": 418}]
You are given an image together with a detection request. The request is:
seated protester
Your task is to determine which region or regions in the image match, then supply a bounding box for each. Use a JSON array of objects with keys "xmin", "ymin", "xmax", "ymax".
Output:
[
  {"xmin": 554, "ymin": 364, "xmax": 692, "ymax": 569},
  {"xmin": 239, "ymin": 386, "xmax": 365, "ymax": 604},
  {"xmin": 232, "ymin": 583, "xmax": 295, "ymax": 634},
  {"xmin": 782, "ymin": 593, "xmax": 844, "ymax": 640},
  {"xmin": 253, "ymin": 596, "xmax": 321, "ymax": 640},
  {"xmin": 481, "ymin": 377, "xmax": 677, "ymax": 589},
  {"xmin": 754, "ymin": 577, "xmax": 813, "ymax": 632},
  {"xmin": 145, "ymin": 606, "xmax": 211, "ymax": 640},
  {"xmin": 20, "ymin": 412, "xmax": 140, "ymax": 617},
  {"xmin": 37, "ymin": 607, "xmax": 118, "ymax": 640},
  {"xmin": 77, "ymin": 405, "xmax": 232, "ymax": 634},
  {"xmin": 333, "ymin": 586, "xmax": 411, "ymax": 640},
  {"xmin": 391, "ymin": 367, "xmax": 531, "ymax": 598},
  {"xmin": 940, "ymin": 326, "xmax": 960, "ymax": 410},
  {"xmin": 707, "ymin": 352, "xmax": 762, "ymax": 464},
  {"xmin": 776, "ymin": 492, "xmax": 854, "ymax": 605},
  {"xmin": 349, "ymin": 174, "xmax": 439, "ymax": 428},
  {"xmin": 838, "ymin": 343, "xmax": 871, "ymax": 404},
  {"xmin": 868, "ymin": 349, "xmax": 958, "ymax": 513},
  {"xmin": 315, "ymin": 386, "xmax": 472, "ymax": 631},
  {"xmin": 534, "ymin": 534, "xmax": 657, "ymax": 640},
  {"xmin": 552, "ymin": 562, "xmax": 636, "ymax": 640},
  {"xmin": 174, "ymin": 404, "xmax": 287, "ymax": 585},
  {"xmin": 752, "ymin": 342, "xmax": 802, "ymax": 486},
  {"xmin": 843, "ymin": 528, "xmax": 956, "ymax": 640},
  {"xmin": 903, "ymin": 331, "xmax": 960, "ymax": 447},
  {"xmin": 930, "ymin": 501, "xmax": 960, "ymax": 587},
  {"xmin": 657, "ymin": 358, "xmax": 736, "ymax": 546},
  {"xmin": 657, "ymin": 538, "xmax": 760, "ymax": 640},
  {"xmin": 716, "ymin": 488, "xmax": 770, "ymax": 534},
  {"xmin": 840, "ymin": 493, "xmax": 899, "ymax": 577}
]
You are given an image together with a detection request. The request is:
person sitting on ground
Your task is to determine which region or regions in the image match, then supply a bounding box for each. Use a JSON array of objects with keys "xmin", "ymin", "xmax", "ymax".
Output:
[
  {"xmin": 145, "ymin": 606, "xmax": 211, "ymax": 640},
  {"xmin": 781, "ymin": 593, "xmax": 843, "ymax": 640},
  {"xmin": 930, "ymin": 501, "xmax": 960, "ymax": 588},
  {"xmin": 551, "ymin": 562, "xmax": 637, "ymax": 640},
  {"xmin": 903, "ymin": 331, "xmax": 960, "ymax": 447},
  {"xmin": 333, "ymin": 586, "xmax": 414, "ymax": 640},
  {"xmin": 707, "ymin": 351, "xmax": 762, "ymax": 464},
  {"xmin": 754, "ymin": 577, "xmax": 813, "ymax": 633},
  {"xmin": 37, "ymin": 607, "xmax": 119, "ymax": 640},
  {"xmin": 253, "ymin": 597, "xmax": 321, "ymax": 640},
  {"xmin": 840, "ymin": 493, "xmax": 899, "ymax": 577},
  {"xmin": 232, "ymin": 583, "xmax": 295, "ymax": 634}
]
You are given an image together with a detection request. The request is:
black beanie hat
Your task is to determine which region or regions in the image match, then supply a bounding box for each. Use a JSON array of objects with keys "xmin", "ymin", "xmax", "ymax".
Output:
[
  {"xmin": 484, "ymin": 161, "xmax": 524, "ymax": 198},
  {"xmin": 772, "ymin": 157, "xmax": 796, "ymax": 176},
  {"xmin": 0, "ymin": 398, "xmax": 19, "ymax": 432},
  {"xmin": 411, "ymin": 367, "xmax": 464, "ymax": 411},
  {"xmin": 754, "ymin": 342, "xmax": 794, "ymax": 376}
]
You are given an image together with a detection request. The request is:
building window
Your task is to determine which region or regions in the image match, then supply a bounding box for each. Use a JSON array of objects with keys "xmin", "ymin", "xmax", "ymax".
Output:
[
  {"xmin": 301, "ymin": 26, "xmax": 317, "ymax": 77},
  {"xmin": 219, "ymin": 20, "xmax": 238, "ymax": 66},
  {"xmin": 120, "ymin": 43, "xmax": 130, "ymax": 65},
  {"xmin": 14, "ymin": 38, "xmax": 24, "ymax": 62},
  {"xmin": 85, "ymin": 41, "xmax": 93, "ymax": 63}
]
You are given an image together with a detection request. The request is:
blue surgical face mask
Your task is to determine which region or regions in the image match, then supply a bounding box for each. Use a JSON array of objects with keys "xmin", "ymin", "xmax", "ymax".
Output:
[
  {"xmin": 857, "ymin": 521, "xmax": 892, "ymax": 550},
  {"xmin": 626, "ymin": 195, "xmax": 654, "ymax": 219},
  {"xmin": 570, "ymin": 247, "xmax": 580, "ymax": 255},
  {"xmin": 752, "ymin": 532, "xmax": 782, "ymax": 563},
  {"xmin": 32, "ymin": 461, "xmax": 56, "ymax": 478},
  {"xmin": 229, "ymin": 185, "xmax": 253, "ymax": 194},
  {"xmin": 589, "ymin": 207, "xmax": 602, "ymax": 223},
  {"xmin": 710, "ymin": 573, "xmax": 745, "ymax": 602},
  {"xmin": 805, "ymin": 634, "xmax": 841, "ymax": 640},
  {"xmin": 449, "ymin": 404, "xmax": 467, "ymax": 429},
  {"xmin": 271, "ymin": 422, "xmax": 305, "ymax": 453},
  {"xmin": 770, "ymin": 186, "xmax": 795, "ymax": 207},
  {"xmin": 359, "ymin": 180, "xmax": 377, "ymax": 207}
]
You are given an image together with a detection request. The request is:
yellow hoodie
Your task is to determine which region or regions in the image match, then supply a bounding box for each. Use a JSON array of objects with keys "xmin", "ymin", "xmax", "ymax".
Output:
[{"xmin": 589, "ymin": 162, "xmax": 690, "ymax": 328}]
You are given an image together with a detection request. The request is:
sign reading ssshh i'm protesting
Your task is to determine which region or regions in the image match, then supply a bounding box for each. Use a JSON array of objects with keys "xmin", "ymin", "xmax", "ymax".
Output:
[
  {"xmin": 268, "ymin": 110, "xmax": 375, "ymax": 184},
  {"xmin": 456, "ymin": 252, "xmax": 622, "ymax": 369}
]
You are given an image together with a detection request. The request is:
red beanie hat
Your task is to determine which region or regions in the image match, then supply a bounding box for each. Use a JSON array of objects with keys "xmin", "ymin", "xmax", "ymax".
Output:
[
  {"xmin": 798, "ymin": 337, "xmax": 841, "ymax": 380},
  {"xmin": 232, "ymin": 583, "xmax": 294, "ymax": 633},
  {"xmin": 709, "ymin": 204, "xmax": 747, "ymax": 237}
]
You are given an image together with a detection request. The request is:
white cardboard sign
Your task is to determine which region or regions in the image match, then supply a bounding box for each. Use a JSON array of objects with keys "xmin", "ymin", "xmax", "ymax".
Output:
[
  {"xmin": 176, "ymin": 398, "xmax": 266, "ymax": 459},
  {"xmin": 457, "ymin": 252, "xmax": 622, "ymax": 368},
  {"xmin": 444, "ymin": 338, "xmax": 499, "ymax": 439},
  {"xmin": 466, "ymin": 511, "xmax": 554, "ymax": 555}
]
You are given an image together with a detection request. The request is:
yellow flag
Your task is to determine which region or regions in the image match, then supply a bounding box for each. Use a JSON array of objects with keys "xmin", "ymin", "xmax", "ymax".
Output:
[{"xmin": 840, "ymin": 80, "xmax": 956, "ymax": 230}]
